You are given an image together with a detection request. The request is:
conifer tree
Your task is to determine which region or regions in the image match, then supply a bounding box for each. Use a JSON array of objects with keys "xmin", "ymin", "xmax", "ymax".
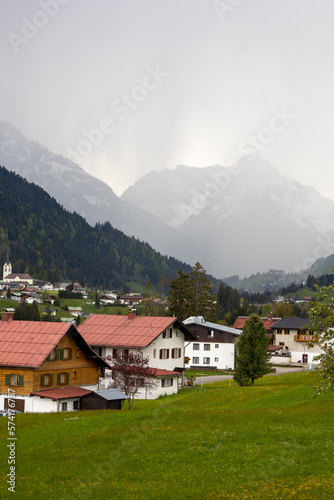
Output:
[{"xmin": 234, "ymin": 314, "xmax": 271, "ymax": 386}]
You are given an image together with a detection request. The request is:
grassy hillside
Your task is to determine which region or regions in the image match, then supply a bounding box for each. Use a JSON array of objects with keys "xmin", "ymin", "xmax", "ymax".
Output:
[{"xmin": 1, "ymin": 371, "xmax": 333, "ymax": 499}]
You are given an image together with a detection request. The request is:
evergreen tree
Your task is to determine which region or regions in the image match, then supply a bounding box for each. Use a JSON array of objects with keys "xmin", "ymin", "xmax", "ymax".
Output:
[
  {"xmin": 13, "ymin": 300, "xmax": 40, "ymax": 321},
  {"xmin": 234, "ymin": 314, "xmax": 271, "ymax": 386},
  {"xmin": 188, "ymin": 262, "xmax": 217, "ymax": 321},
  {"xmin": 167, "ymin": 267, "xmax": 191, "ymax": 320}
]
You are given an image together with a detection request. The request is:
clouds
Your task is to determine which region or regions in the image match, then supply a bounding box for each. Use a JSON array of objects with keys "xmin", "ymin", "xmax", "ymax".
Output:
[{"xmin": 1, "ymin": 0, "xmax": 334, "ymax": 198}]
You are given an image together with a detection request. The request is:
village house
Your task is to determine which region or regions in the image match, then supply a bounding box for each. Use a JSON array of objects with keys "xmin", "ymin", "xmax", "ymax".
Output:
[
  {"xmin": 183, "ymin": 316, "xmax": 240, "ymax": 370},
  {"xmin": 270, "ymin": 317, "xmax": 324, "ymax": 364},
  {"xmin": 0, "ymin": 313, "xmax": 110, "ymax": 413},
  {"xmin": 78, "ymin": 311, "xmax": 196, "ymax": 399}
]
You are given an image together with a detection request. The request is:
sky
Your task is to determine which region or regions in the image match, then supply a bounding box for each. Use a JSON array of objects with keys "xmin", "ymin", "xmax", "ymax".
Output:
[{"xmin": 1, "ymin": 0, "xmax": 334, "ymax": 198}]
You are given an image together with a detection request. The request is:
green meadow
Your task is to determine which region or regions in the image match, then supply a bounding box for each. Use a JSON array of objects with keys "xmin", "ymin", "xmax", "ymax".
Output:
[{"xmin": 1, "ymin": 371, "xmax": 333, "ymax": 499}]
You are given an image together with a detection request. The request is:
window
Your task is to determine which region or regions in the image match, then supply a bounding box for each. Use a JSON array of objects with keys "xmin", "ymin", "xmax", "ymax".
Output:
[
  {"xmin": 214, "ymin": 358, "xmax": 219, "ymax": 362},
  {"xmin": 215, "ymin": 344, "xmax": 219, "ymax": 348},
  {"xmin": 40, "ymin": 374, "xmax": 53, "ymax": 387},
  {"xmin": 159, "ymin": 348, "xmax": 169, "ymax": 359},
  {"xmin": 60, "ymin": 348, "xmax": 72, "ymax": 361},
  {"xmin": 193, "ymin": 343, "xmax": 200, "ymax": 350},
  {"xmin": 62, "ymin": 402, "xmax": 67, "ymax": 411},
  {"xmin": 57, "ymin": 372, "xmax": 69, "ymax": 385},
  {"xmin": 207, "ymin": 330, "xmax": 214, "ymax": 338},
  {"xmin": 76, "ymin": 347, "xmax": 80, "ymax": 358},
  {"xmin": 153, "ymin": 349, "xmax": 156, "ymax": 358},
  {"xmin": 277, "ymin": 329, "xmax": 282, "ymax": 335},
  {"xmin": 112, "ymin": 348, "xmax": 118, "ymax": 358},
  {"xmin": 162, "ymin": 329, "xmax": 172, "ymax": 339},
  {"xmin": 5, "ymin": 374, "xmax": 24, "ymax": 387},
  {"xmin": 193, "ymin": 357, "xmax": 199, "ymax": 364},
  {"xmin": 204, "ymin": 344, "xmax": 210, "ymax": 351},
  {"xmin": 161, "ymin": 378, "xmax": 173, "ymax": 388},
  {"xmin": 47, "ymin": 348, "xmax": 58, "ymax": 361},
  {"xmin": 284, "ymin": 329, "xmax": 290, "ymax": 335},
  {"xmin": 203, "ymin": 357, "xmax": 210, "ymax": 364},
  {"xmin": 73, "ymin": 400, "xmax": 79, "ymax": 410},
  {"xmin": 279, "ymin": 342, "xmax": 285, "ymax": 346},
  {"xmin": 172, "ymin": 348, "xmax": 181, "ymax": 359}
]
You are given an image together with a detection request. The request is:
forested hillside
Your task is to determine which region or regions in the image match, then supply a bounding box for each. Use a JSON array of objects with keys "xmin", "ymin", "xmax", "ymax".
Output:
[{"xmin": 0, "ymin": 166, "xmax": 192, "ymax": 288}]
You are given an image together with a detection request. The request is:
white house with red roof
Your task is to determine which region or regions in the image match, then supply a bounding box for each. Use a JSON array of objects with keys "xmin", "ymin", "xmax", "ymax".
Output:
[
  {"xmin": 78, "ymin": 311, "xmax": 196, "ymax": 399},
  {"xmin": 0, "ymin": 316, "xmax": 110, "ymax": 413}
]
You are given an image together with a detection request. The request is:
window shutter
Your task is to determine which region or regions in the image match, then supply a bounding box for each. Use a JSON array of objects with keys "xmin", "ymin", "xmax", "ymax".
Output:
[
  {"xmin": 66, "ymin": 372, "xmax": 69, "ymax": 384},
  {"xmin": 59, "ymin": 349, "xmax": 64, "ymax": 360},
  {"xmin": 68, "ymin": 348, "xmax": 72, "ymax": 360},
  {"xmin": 179, "ymin": 348, "xmax": 181, "ymax": 358},
  {"xmin": 159, "ymin": 350, "xmax": 162, "ymax": 359},
  {"xmin": 171, "ymin": 349, "xmax": 174, "ymax": 359},
  {"xmin": 5, "ymin": 374, "xmax": 10, "ymax": 386},
  {"xmin": 46, "ymin": 354, "xmax": 51, "ymax": 361},
  {"xmin": 169, "ymin": 328, "xmax": 172, "ymax": 338},
  {"xmin": 167, "ymin": 349, "xmax": 169, "ymax": 359},
  {"xmin": 50, "ymin": 374, "xmax": 53, "ymax": 386},
  {"xmin": 40, "ymin": 375, "xmax": 45, "ymax": 387},
  {"xmin": 57, "ymin": 373, "xmax": 61, "ymax": 385},
  {"xmin": 171, "ymin": 378, "xmax": 173, "ymax": 387},
  {"xmin": 18, "ymin": 375, "xmax": 24, "ymax": 387},
  {"xmin": 55, "ymin": 349, "xmax": 59, "ymax": 360}
]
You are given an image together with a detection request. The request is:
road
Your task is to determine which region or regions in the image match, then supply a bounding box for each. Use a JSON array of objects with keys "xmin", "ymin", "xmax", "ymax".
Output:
[{"xmin": 193, "ymin": 366, "xmax": 307, "ymax": 386}]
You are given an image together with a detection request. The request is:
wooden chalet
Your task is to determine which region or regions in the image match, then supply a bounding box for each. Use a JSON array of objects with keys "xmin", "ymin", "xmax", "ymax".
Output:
[{"xmin": 0, "ymin": 316, "xmax": 109, "ymax": 413}]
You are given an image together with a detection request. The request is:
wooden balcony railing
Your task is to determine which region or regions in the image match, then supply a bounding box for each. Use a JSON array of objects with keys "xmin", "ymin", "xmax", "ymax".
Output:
[{"xmin": 294, "ymin": 335, "xmax": 317, "ymax": 342}]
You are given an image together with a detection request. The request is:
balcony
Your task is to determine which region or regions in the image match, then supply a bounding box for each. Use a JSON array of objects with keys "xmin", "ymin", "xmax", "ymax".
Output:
[{"xmin": 294, "ymin": 335, "xmax": 317, "ymax": 343}]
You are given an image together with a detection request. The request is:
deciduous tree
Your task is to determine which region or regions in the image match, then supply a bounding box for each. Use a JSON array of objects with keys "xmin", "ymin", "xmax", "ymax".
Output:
[
  {"xmin": 308, "ymin": 278, "xmax": 334, "ymax": 394},
  {"xmin": 107, "ymin": 352, "xmax": 158, "ymax": 409}
]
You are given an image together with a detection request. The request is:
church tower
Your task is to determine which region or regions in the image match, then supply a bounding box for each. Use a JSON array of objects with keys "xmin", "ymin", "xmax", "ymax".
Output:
[{"xmin": 3, "ymin": 250, "xmax": 12, "ymax": 280}]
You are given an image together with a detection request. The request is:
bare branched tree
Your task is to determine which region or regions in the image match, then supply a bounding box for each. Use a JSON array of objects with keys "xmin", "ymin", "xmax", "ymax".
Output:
[{"xmin": 106, "ymin": 352, "xmax": 158, "ymax": 409}]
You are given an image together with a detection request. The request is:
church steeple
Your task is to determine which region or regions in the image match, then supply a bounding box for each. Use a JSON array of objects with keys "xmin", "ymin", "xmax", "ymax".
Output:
[{"xmin": 3, "ymin": 249, "xmax": 12, "ymax": 280}]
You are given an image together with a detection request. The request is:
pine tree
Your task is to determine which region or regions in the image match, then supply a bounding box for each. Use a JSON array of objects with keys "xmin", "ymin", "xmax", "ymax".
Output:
[
  {"xmin": 167, "ymin": 267, "xmax": 191, "ymax": 320},
  {"xmin": 234, "ymin": 314, "xmax": 271, "ymax": 386},
  {"xmin": 188, "ymin": 262, "xmax": 217, "ymax": 321}
]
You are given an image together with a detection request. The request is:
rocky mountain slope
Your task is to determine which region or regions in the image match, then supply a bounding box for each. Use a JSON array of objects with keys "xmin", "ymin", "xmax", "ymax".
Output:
[
  {"xmin": 0, "ymin": 122, "xmax": 200, "ymax": 265},
  {"xmin": 122, "ymin": 156, "xmax": 334, "ymax": 277}
]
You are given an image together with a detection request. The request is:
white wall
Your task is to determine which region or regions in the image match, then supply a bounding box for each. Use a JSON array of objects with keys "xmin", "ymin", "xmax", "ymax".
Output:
[{"xmin": 185, "ymin": 341, "xmax": 235, "ymax": 370}]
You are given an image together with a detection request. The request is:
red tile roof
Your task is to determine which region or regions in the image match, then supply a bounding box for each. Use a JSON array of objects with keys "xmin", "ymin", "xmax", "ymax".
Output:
[
  {"xmin": 0, "ymin": 321, "xmax": 72, "ymax": 367},
  {"xmin": 232, "ymin": 316, "xmax": 281, "ymax": 331},
  {"xmin": 31, "ymin": 387, "xmax": 92, "ymax": 399},
  {"xmin": 78, "ymin": 314, "xmax": 194, "ymax": 348},
  {"xmin": 149, "ymin": 368, "xmax": 181, "ymax": 377}
]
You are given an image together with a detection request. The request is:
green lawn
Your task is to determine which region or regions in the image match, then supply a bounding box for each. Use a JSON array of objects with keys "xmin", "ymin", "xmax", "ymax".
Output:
[{"xmin": 0, "ymin": 372, "xmax": 333, "ymax": 499}]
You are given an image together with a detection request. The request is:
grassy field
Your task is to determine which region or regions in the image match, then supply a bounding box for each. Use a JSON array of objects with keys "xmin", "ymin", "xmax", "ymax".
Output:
[{"xmin": 1, "ymin": 371, "xmax": 334, "ymax": 499}]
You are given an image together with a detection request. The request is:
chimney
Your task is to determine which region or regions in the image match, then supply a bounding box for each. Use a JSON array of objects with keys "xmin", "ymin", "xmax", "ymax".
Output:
[
  {"xmin": 128, "ymin": 308, "xmax": 137, "ymax": 320},
  {"xmin": 1, "ymin": 311, "xmax": 14, "ymax": 322},
  {"xmin": 268, "ymin": 312, "xmax": 272, "ymax": 320}
]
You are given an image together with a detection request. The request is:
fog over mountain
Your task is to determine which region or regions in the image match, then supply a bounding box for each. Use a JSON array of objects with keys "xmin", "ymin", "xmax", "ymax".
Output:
[
  {"xmin": 1, "ymin": 121, "xmax": 334, "ymax": 280},
  {"xmin": 0, "ymin": 122, "xmax": 201, "ymax": 265},
  {"xmin": 122, "ymin": 156, "xmax": 334, "ymax": 277}
]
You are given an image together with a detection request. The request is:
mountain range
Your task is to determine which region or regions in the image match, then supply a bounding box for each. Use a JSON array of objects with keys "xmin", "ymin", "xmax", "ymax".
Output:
[
  {"xmin": 122, "ymin": 156, "xmax": 334, "ymax": 277},
  {"xmin": 0, "ymin": 122, "xmax": 201, "ymax": 266},
  {"xmin": 1, "ymin": 121, "xmax": 334, "ymax": 280}
]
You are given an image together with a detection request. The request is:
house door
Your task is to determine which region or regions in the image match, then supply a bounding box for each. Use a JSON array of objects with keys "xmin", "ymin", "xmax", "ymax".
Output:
[{"xmin": 302, "ymin": 354, "xmax": 308, "ymax": 363}]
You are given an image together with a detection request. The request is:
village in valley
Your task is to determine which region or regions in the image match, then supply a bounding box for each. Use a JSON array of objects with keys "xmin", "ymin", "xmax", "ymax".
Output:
[{"xmin": 0, "ymin": 256, "xmax": 326, "ymax": 415}]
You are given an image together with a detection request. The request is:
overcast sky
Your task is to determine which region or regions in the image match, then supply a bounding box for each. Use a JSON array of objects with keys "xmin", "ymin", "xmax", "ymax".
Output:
[{"xmin": 1, "ymin": 0, "xmax": 334, "ymax": 198}]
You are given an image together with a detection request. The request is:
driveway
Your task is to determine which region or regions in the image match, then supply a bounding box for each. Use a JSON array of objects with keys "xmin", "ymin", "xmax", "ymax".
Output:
[{"xmin": 193, "ymin": 366, "xmax": 307, "ymax": 386}]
